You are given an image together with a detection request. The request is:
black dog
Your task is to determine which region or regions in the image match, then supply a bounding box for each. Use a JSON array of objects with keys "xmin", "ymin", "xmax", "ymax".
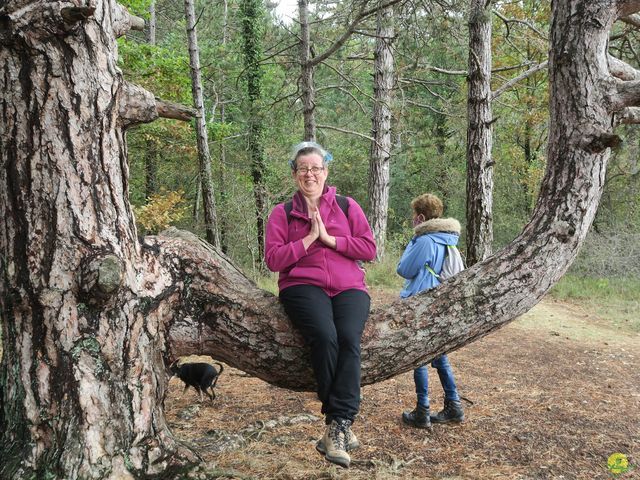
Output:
[{"xmin": 169, "ymin": 360, "xmax": 224, "ymax": 403}]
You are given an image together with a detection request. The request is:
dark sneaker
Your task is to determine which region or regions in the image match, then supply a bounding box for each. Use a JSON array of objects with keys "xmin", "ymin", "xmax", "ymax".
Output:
[
  {"xmin": 430, "ymin": 399, "xmax": 465, "ymax": 424},
  {"xmin": 402, "ymin": 404, "xmax": 431, "ymax": 429},
  {"xmin": 316, "ymin": 425, "xmax": 359, "ymax": 453},
  {"xmin": 320, "ymin": 419, "xmax": 350, "ymax": 467}
]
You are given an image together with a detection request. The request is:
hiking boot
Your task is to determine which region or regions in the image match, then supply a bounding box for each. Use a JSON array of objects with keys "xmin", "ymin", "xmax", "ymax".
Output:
[
  {"xmin": 316, "ymin": 424, "xmax": 360, "ymax": 454},
  {"xmin": 430, "ymin": 399, "xmax": 465, "ymax": 424},
  {"xmin": 320, "ymin": 419, "xmax": 351, "ymax": 468},
  {"xmin": 402, "ymin": 404, "xmax": 431, "ymax": 429}
]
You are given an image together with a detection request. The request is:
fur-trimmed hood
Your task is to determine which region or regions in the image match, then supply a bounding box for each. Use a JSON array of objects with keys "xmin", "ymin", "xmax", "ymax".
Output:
[{"xmin": 414, "ymin": 217, "xmax": 461, "ymax": 236}]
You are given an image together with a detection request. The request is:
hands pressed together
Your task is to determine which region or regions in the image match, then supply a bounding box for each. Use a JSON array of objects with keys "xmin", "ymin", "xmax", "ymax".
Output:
[{"xmin": 302, "ymin": 207, "xmax": 336, "ymax": 250}]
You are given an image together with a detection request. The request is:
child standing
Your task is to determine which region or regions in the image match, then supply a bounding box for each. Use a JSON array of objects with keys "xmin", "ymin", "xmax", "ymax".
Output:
[{"xmin": 397, "ymin": 193, "xmax": 465, "ymax": 429}]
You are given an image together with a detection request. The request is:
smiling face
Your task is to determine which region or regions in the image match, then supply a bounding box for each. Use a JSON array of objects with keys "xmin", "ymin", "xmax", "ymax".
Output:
[{"xmin": 292, "ymin": 152, "xmax": 328, "ymax": 199}]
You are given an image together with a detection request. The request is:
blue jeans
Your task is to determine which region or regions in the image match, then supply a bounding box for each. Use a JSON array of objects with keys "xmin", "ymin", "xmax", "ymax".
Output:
[{"xmin": 414, "ymin": 354, "xmax": 460, "ymax": 407}]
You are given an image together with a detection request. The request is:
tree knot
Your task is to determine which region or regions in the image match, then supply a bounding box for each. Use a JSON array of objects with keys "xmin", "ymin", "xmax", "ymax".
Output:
[
  {"xmin": 80, "ymin": 253, "xmax": 124, "ymax": 304},
  {"xmin": 581, "ymin": 132, "xmax": 622, "ymax": 153}
]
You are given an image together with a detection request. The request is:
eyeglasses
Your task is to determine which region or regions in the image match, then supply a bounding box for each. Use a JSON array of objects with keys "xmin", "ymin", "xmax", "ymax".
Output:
[{"xmin": 296, "ymin": 166, "xmax": 324, "ymax": 175}]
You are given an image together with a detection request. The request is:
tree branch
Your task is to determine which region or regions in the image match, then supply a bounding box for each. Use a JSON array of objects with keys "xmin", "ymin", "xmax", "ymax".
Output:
[
  {"xmin": 316, "ymin": 86, "xmax": 368, "ymax": 114},
  {"xmin": 608, "ymin": 54, "xmax": 640, "ymax": 80},
  {"xmin": 119, "ymin": 82, "xmax": 158, "ymax": 128},
  {"xmin": 619, "ymin": 13, "xmax": 640, "ymax": 27},
  {"xmin": 405, "ymin": 99, "xmax": 461, "ymax": 117},
  {"xmin": 316, "ymin": 124, "xmax": 374, "ymax": 142},
  {"xmin": 493, "ymin": 9, "xmax": 548, "ymax": 40},
  {"xmin": 492, "ymin": 61, "xmax": 548, "ymax": 100},
  {"xmin": 112, "ymin": 3, "xmax": 145, "ymax": 38},
  {"xmin": 614, "ymin": 106, "xmax": 640, "ymax": 125},
  {"xmin": 307, "ymin": 0, "xmax": 404, "ymax": 67},
  {"xmin": 118, "ymin": 82, "xmax": 195, "ymax": 127},
  {"xmin": 614, "ymin": 79, "xmax": 640, "ymax": 108},
  {"xmin": 156, "ymin": 99, "xmax": 197, "ymax": 121}
]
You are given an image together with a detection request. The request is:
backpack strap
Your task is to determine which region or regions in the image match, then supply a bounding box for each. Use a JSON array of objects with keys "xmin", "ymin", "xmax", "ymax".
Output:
[
  {"xmin": 335, "ymin": 195, "xmax": 349, "ymax": 217},
  {"xmin": 284, "ymin": 200, "xmax": 293, "ymax": 222},
  {"xmin": 425, "ymin": 243, "xmax": 452, "ymax": 279},
  {"xmin": 284, "ymin": 195, "xmax": 349, "ymax": 223},
  {"xmin": 425, "ymin": 264, "xmax": 440, "ymax": 279}
]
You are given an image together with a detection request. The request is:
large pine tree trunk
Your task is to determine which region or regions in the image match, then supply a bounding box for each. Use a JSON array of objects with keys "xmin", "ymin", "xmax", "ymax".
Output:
[
  {"xmin": 466, "ymin": 0, "xmax": 494, "ymax": 266},
  {"xmin": 0, "ymin": 3, "xmax": 198, "ymax": 478},
  {"xmin": 1, "ymin": 0, "xmax": 639, "ymax": 477},
  {"xmin": 368, "ymin": 2, "xmax": 395, "ymax": 261}
]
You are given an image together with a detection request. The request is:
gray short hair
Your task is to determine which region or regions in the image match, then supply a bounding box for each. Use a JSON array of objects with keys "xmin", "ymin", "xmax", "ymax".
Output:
[{"xmin": 289, "ymin": 141, "xmax": 333, "ymax": 169}]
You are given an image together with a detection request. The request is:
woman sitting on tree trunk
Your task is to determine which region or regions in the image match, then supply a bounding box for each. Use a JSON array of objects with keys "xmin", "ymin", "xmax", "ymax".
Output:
[{"xmin": 264, "ymin": 142, "xmax": 377, "ymax": 468}]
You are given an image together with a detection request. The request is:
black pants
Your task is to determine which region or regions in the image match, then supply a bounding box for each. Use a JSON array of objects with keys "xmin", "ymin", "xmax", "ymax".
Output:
[{"xmin": 280, "ymin": 285, "xmax": 370, "ymax": 423}]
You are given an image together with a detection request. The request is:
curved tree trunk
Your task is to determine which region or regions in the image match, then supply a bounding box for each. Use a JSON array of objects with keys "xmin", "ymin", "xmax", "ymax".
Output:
[
  {"xmin": 1, "ymin": 0, "xmax": 638, "ymax": 478},
  {"xmin": 466, "ymin": 0, "xmax": 494, "ymax": 266},
  {"xmin": 368, "ymin": 2, "xmax": 395, "ymax": 261}
]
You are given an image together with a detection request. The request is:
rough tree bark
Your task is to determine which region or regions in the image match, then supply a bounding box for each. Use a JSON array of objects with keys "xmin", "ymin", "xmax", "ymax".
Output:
[
  {"xmin": 368, "ymin": 1, "xmax": 395, "ymax": 261},
  {"xmin": 298, "ymin": 0, "xmax": 316, "ymax": 141},
  {"xmin": 185, "ymin": 0, "xmax": 221, "ymax": 247},
  {"xmin": 466, "ymin": 0, "xmax": 494, "ymax": 266},
  {"xmin": 1, "ymin": 0, "xmax": 639, "ymax": 478},
  {"xmin": 144, "ymin": 0, "xmax": 158, "ymax": 200}
]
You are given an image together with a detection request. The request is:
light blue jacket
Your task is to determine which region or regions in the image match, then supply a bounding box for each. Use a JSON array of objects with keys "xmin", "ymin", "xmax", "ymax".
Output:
[{"xmin": 397, "ymin": 217, "xmax": 461, "ymax": 298}]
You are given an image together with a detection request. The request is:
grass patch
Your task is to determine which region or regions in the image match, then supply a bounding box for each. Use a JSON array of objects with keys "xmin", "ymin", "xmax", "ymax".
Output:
[
  {"xmin": 549, "ymin": 274, "xmax": 640, "ymax": 332},
  {"xmin": 255, "ymin": 271, "xmax": 279, "ymax": 296},
  {"xmin": 364, "ymin": 251, "xmax": 404, "ymax": 291}
]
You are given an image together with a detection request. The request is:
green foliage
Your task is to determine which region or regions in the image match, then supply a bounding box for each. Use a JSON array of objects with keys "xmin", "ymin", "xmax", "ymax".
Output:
[
  {"xmin": 117, "ymin": 0, "xmax": 639, "ymax": 281},
  {"xmin": 119, "ymin": 0, "xmax": 152, "ymax": 18},
  {"xmin": 365, "ymin": 249, "xmax": 404, "ymax": 291}
]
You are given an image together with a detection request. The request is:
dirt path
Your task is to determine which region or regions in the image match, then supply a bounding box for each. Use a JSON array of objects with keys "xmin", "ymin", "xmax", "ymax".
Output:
[{"xmin": 166, "ymin": 298, "xmax": 640, "ymax": 479}]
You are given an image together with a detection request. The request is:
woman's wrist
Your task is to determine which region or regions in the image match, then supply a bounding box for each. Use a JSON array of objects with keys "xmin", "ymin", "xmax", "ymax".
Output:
[
  {"xmin": 323, "ymin": 235, "xmax": 337, "ymax": 249},
  {"xmin": 302, "ymin": 234, "xmax": 317, "ymax": 250}
]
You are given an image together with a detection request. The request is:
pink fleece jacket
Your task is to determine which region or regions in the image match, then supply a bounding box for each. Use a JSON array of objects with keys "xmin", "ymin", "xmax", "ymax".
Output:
[{"xmin": 265, "ymin": 186, "xmax": 377, "ymax": 296}]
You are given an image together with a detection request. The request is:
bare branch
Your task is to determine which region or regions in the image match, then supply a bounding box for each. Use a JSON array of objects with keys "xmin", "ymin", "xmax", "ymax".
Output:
[
  {"xmin": 317, "ymin": 124, "xmax": 374, "ymax": 142},
  {"xmin": 112, "ymin": 3, "xmax": 145, "ymax": 38},
  {"xmin": 421, "ymin": 65, "xmax": 467, "ymax": 76},
  {"xmin": 493, "ymin": 9, "xmax": 548, "ymax": 40},
  {"xmin": 608, "ymin": 54, "xmax": 640, "ymax": 80},
  {"xmin": 492, "ymin": 61, "xmax": 548, "ymax": 100},
  {"xmin": 614, "ymin": 106, "xmax": 640, "ymax": 125},
  {"xmin": 156, "ymin": 99, "xmax": 197, "ymax": 121},
  {"xmin": 405, "ymin": 99, "xmax": 462, "ymax": 117},
  {"xmin": 619, "ymin": 13, "xmax": 640, "ymax": 27},
  {"xmin": 118, "ymin": 82, "xmax": 195, "ymax": 127},
  {"xmin": 316, "ymin": 85, "xmax": 368, "ymax": 114},
  {"xmin": 119, "ymin": 82, "xmax": 157, "ymax": 128},
  {"xmin": 321, "ymin": 61, "xmax": 376, "ymax": 103},
  {"xmin": 307, "ymin": 0, "xmax": 405, "ymax": 67},
  {"xmin": 614, "ymin": 79, "xmax": 640, "ymax": 108}
]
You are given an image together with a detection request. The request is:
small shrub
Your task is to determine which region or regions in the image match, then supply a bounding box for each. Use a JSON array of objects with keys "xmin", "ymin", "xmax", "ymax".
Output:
[{"xmin": 134, "ymin": 189, "xmax": 188, "ymax": 234}]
